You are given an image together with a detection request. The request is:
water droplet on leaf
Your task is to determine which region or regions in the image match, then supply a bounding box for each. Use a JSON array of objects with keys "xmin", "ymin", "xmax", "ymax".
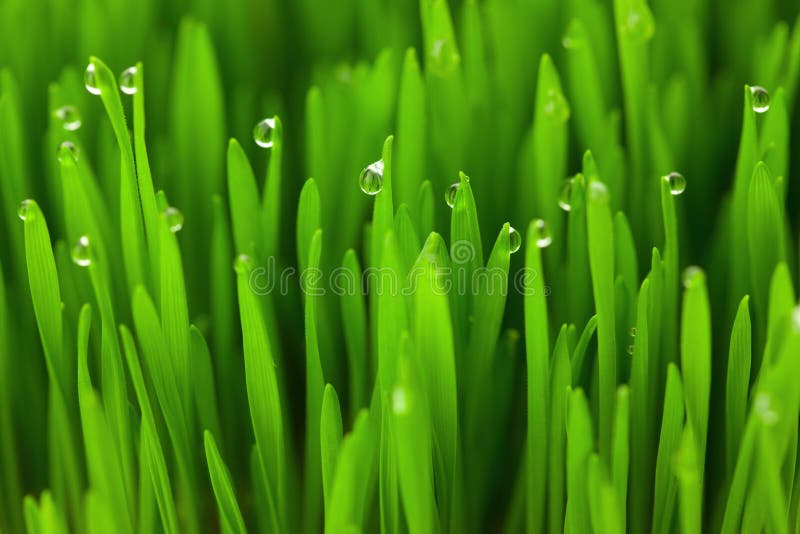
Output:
[
  {"xmin": 755, "ymin": 392, "xmax": 779, "ymax": 426},
  {"xmin": 750, "ymin": 86, "xmax": 770, "ymax": 113},
  {"xmin": 17, "ymin": 199, "xmax": 33, "ymax": 221},
  {"xmin": 682, "ymin": 266, "xmax": 704, "ymax": 289},
  {"xmin": 234, "ymin": 254, "xmax": 255, "ymax": 275},
  {"xmin": 544, "ymin": 88, "xmax": 570, "ymax": 122},
  {"xmin": 72, "ymin": 236, "xmax": 92, "ymax": 267},
  {"xmin": 430, "ymin": 38, "xmax": 460, "ymax": 77},
  {"xmin": 445, "ymin": 182, "xmax": 460, "ymax": 208},
  {"xmin": 253, "ymin": 118, "xmax": 276, "ymax": 148},
  {"xmin": 119, "ymin": 66, "xmax": 138, "ymax": 95},
  {"xmin": 163, "ymin": 206, "xmax": 184, "ymax": 233},
  {"xmin": 359, "ymin": 160, "xmax": 384, "ymax": 195},
  {"xmin": 509, "ymin": 226, "xmax": 522, "ymax": 253},
  {"xmin": 630, "ymin": 326, "xmax": 637, "ymax": 337},
  {"xmin": 558, "ymin": 179, "xmax": 575, "ymax": 211},
  {"xmin": 54, "ymin": 105, "xmax": 82, "ymax": 131},
  {"xmin": 627, "ymin": 344, "xmax": 635, "ymax": 355},
  {"xmin": 532, "ymin": 219, "xmax": 552, "ymax": 249},
  {"xmin": 57, "ymin": 141, "xmax": 79, "ymax": 162},
  {"xmin": 588, "ymin": 180, "xmax": 609, "ymax": 203},
  {"xmin": 663, "ymin": 172, "xmax": 686, "ymax": 195},
  {"xmin": 84, "ymin": 63, "xmax": 101, "ymax": 95}
]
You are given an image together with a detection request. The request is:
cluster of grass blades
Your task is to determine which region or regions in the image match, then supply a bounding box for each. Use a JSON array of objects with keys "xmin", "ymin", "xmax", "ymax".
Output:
[{"xmin": 2, "ymin": 0, "xmax": 800, "ymax": 532}]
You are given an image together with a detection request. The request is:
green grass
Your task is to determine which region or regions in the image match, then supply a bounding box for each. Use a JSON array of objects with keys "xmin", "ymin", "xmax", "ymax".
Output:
[{"xmin": 2, "ymin": 0, "xmax": 800, "ymax": 532}]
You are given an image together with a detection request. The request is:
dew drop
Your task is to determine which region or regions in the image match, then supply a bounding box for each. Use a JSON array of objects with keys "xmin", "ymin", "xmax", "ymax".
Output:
[
  {"xmin": 359, "ymin": 160, "xmax": 384, "ymax": 195},
  {"xmin": 392, "ymin": 386, "xmax": 409, "ymax": 414},
  {"xmin": 622, "ymin": 5, "xmax": 655, "ymax": 41},
  {"xmin": 430, "ymin": 38, "xmax": 460, "ymax": 77},
  {"xmin": 627, "ymin": 344, "xmax": 635, "ymax": 355},
  {"xmin": 663, "ymin": 172, "xmax": 686, "ymax": 195},
  {"xmin": 233, "ymin": 254, "xmax": 255, "ymax": 275},
  {"xmin": 253, "ymin": 118, "xmax": 276, "ymax": 148},
  {"xmin": 630, "ymin": 326, "xmax": 637, "ymax": 337},
  {"xmin": 532, "ymin": 219, "xmax": 552, "ymax": 249},
  {"xmin": 57, "ymin": 141, "xmax": 79, "ymax": 162},
  {"xmin": 750, "ymin": 86, "xmax": 770, "ymax": 113},
  {"xmin": 17, "ymin": 199, "xmax": 33, "ymax": 221},
  {"xmin": 755, "ymin": 392, "xmax": 779, "ymax": 426},
  {"xmin": 544, "ymin": 88, "xmax": 570, "ymax": 122},
  {"xmin": 682, "ymin": 265, "xmax": 704, "ymax": 289},
  {"xmin": 445, "ymin": 182, "xmax": 460, "ymax": 208},
  {"xmin": 562, "ymin": 20, "xmax": 586, "ymax": 50},
  {"xmin": 791, "ymin": 306, "xmax": 800, "ymax": 333},
  {"xmin": 54, "ymin": 105, "xmax": 82, "ymax": 131},
  {"xmin": 119, "ymin": 66, "xmax": 138, "ymax": 95},
  {"xmin": 71, "ymin": 235, "xmax": 92, "ymax": 267},
  {"xmin": 558, "ymin": 179, "xmax": 575, "ymax": 211},
  {"xmin": 588, "ymin": 180, "xmax": 609, "ymax": 203},
  {"xmin": 84, "ymin": 63, "xmax": 101, "ymax": 95},
  {"xmin": 163, "ymin": 206, "xmax": 184, "ymax": 233},
  {"xmin": 509, "ymin": 226, "xmax": 522, "ymax": 254}
]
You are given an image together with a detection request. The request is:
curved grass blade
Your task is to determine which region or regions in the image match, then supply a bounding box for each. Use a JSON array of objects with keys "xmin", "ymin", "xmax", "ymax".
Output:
[
  {"xmin": 680, "ymin": 268, "xmax": 711, "ymax": 483},
  {"xmin": 652, "ymin": 364, "xmax": 685, "ymax": 534},
  {"xmin": 261, "ymin": 116, "xmax": 283, "ymax": 259},
  {"xmin": 586, "ymin": 177, "xmax": 616, "ymax": 460},
  {"xmin": 565, "ymin": 388, "xmax": 594, "ymax": 533},
  {"xmin": 89, "ymin": 56, "xmax": 146, "ymax": 290},
  {"xmin": 524, "ymin": 219, "xmax": 550, "ymax": 533},
  {"xmin": 228, "ymin": 138, "xmax": 263, "ymax": 259},
  {"xmin": 236, "ymin": 259, "xmax": 285, "ymax": 531},
  {"xmin": 340, "ymin": 249, "xmax": 368, "ymax": 417},
  {"xmin": 191, "ymin": 325, "xmax": 221, "ymax": 440},
  {"xmin": 119, "ymin": 325, "xmax": 179, "ymax": 534},
  {"xmin": 320, "ymin": 384, "xmax": 343, "ymax": 511},
  {"xmin": 204, "ymin": 431, "xmax": 247, "ymax": 534},
  {"xmin": 548, "ymin": 326, "xmax": 571, "ymax": 534},
  {"xmin": 392, "ymin": 337, "xmax": 438, "ymax": 534},
  {"xmin": 302, "ymin": 230, "xmax": 325, "ymax": 534},
  {"xmin": 726, "ymin": 296, "xmax": 751, "ymax": 476}
]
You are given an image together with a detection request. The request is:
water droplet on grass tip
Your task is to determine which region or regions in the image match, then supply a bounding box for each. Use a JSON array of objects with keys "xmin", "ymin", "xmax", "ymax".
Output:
[
  {"xmin": 750, "ymin": 86, "xmax": 770, "ymax": 113},
  {"xmin": 359, "ymin": 160, "xmax": 384, "ymax": 195},
  {"xmin": 119, "ymin": 66, "xmax": 138, "ymax": 95},
  {"xmin": 544, "ymin": 88, "xmax": 570, "ymax": 122},
  {"xmin": 663, "ymin": 172, "xmax": 686, "ymax": 195},
  {"xmin": 509, "ymin": 226, "xmax": 522, "ymax": 253},
  {"xmin": 163, "ymin": 206, "xmax": 184, "ymax": 233},
  {"xmin": 445, "ymin": 182, "xmax": 460, "ymax": 208},
  {"xmin": 558, "ymin": 179, "xmax": 575, "ymax": 211},
  {"xmin": 430, "ymin": 38, "xmax": 460, "ymax": 77},
  {"xmin": 17, "ymin": 199, "xmax": 33, "ymax": 221},
  {"xmin": 72, "ymin": 236, "xmax": 92, "ymax": 267},
  {"xmin": 57, "ymin": 141, "xmax": 79, "ymax": 162},
  {"xmin": 532, "ymin": 219, "xmax": 552, "ymax": 249},
  {"xmin": 54, "ymin": 105, "xmax": 82, "ymax": 131},
  {"xmin": 791, "ymin": 306, "xmax": 800, "ymax": 333},
  {"xmin": 682, "ymin": 266, "xmax": 704, "ymax": 289},
  {"xmin": 253, "ymin": 118, "xmax": 276, "ymax": 148},
  {"xmin": 588, "ymin": 180, "xmax": 609, "ymax": 203},
  {"xmin": 234, "ymin": 254, "xmax": 255, "ymax": 274},
  {"xmin": 84, "ymin": 63, "xmax": 101, "ymax": 95}
]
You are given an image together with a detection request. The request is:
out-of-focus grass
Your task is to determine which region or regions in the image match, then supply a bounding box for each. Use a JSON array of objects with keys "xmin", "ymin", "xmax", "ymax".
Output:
[{"xmin": 1, "ymin": 0, "xmax": 800, "ymax": 532}]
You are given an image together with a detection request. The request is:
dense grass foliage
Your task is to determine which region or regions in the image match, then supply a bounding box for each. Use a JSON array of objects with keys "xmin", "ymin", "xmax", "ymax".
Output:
[{"xmin": 1, "ymin": 0, "xmax": 800, "ymax": 532}]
